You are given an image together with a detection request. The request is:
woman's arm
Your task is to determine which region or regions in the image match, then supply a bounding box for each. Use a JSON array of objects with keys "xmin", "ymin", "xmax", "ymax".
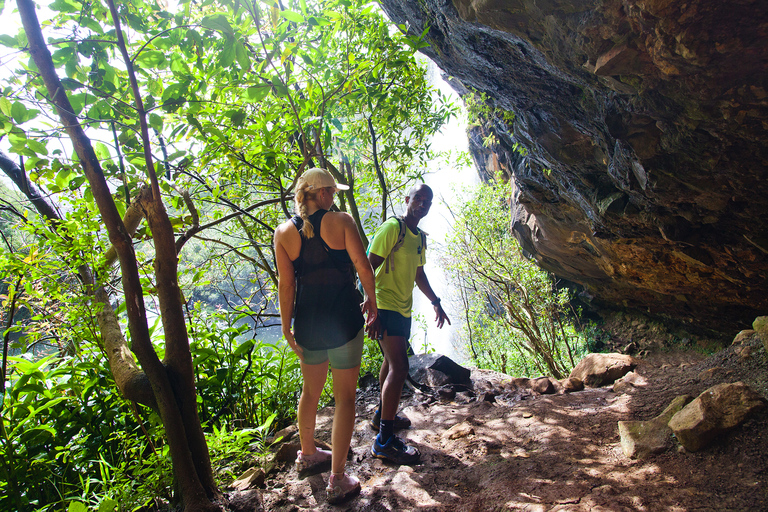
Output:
[
  {"xmin": 342, "ymin": 214, "xmax": 378, "ymax": 326},
  {"xmin": 274, "ymin": 223, "xmax": 303, "ymax": 360}
]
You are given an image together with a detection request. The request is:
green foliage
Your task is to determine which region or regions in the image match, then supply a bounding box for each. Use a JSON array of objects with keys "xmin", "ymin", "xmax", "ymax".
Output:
[
  {"xmin": 188, "ymin": 305, "xmax": 301, "ymax": 430},
  {"xmin": 443, "ymin": 178, "xmax": 585, "ymax": 379},
  {"xmin": 464, "ymin": 90, "xmax": 515, "ymax": 126},
  {"xmin": 0, "ymin": 347, "xmax": 168, "ymax": 511},
  {"xmin": 360, "ymin": 334, "xmax": 383, "ymax": 380},
  {"xmin": 1, "ymin": 0, "xmax": 457, "ymax": 508}
]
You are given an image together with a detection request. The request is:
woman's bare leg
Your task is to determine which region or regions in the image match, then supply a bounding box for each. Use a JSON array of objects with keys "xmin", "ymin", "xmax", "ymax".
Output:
[
  {"xmin": 329, "ymin": 365, "xmax": 361, "ymax": 475},
  {"xmin": 298, "ymin": 360, "xmax": 329, "ymax": 455}
]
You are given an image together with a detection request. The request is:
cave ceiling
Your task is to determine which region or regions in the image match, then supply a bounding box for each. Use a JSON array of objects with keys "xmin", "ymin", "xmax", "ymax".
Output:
[{"xmin": 379, "ymin": 0, "xmax": 768, "ymax": 336}]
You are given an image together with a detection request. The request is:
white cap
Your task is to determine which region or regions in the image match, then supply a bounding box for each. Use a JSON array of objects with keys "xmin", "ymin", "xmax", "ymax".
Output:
[{"xmin": 301, "ymin": 168, "xmax": 349, "ymax": 191}]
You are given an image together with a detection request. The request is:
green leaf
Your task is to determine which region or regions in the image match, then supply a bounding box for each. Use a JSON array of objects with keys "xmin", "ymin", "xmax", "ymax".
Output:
[
  {"xmin": 98, "ymin": 499, "xmax": 118, "ymax": 512},
  {"xmin": 201, "ymin": 14, "xmax": 234, "ymax": 36},
  {"xmin": 244, "ymin": 86, "xmax": 269, "ymax": 103},
  {"xmin": 135, "ymin": 50, "xmax": 167, "ymax": 69},
  {"xmin": 219, "ymin": 38, "xmax": 236, "ymax": 67},
  {"xmin": 229, "ymin": 109, "xmax": 246, "ymax": 127},
  {"xmin": 235, "ymin": 339, "xmax": 255, "ymax": 356},
  {"xmin": 235, "ymin": 41, "xmax": 250, "ymax": 71},
  {"xmin": 26, "ymin": 138, "xmax": 48, "ymax": 155},
  {"xmin": 0, "ymin": 97, "xmax": 10, "ymax": 116},
  {"xmin": 331, "ymin": 118, "xmax": 342, "ymax": 132},
  {"xmin": 162, "ymin": 82, "xmax": 185, "ymax": 103},
  {"xmin": 280, "ymin": 10, "xmax": 304, "ymax": 23},
  {"xmin": 11, "ymin": 101, "xmax": 27, "ymax": 123},
  {"xmin": 0, "ymin": 34, "xmax": 17, "ymax": 48},
  {"xmin": 68, "ymin": 93, "xmax": 86, "ymax": 115},
  {"xmin": 149, "ymin": 112, "xmax": 164, "ymax": 132},
  {"xmin": 94, "ymin": 141, "xmax": 111, "ymax": 162},
  {"xmin": 49, "ymin": 0, "xmax": 80, "ymax": 13},
  {"xmin": 80, "ymin": 15, "xmax": 104, "ymax": 34},
  {"xmin": 68, "ymin": 501, "xmax": 88, "ymax": 512},
  {"xmin": 55, "ymin": 168, "xmax": 74, "ymax": 190}
]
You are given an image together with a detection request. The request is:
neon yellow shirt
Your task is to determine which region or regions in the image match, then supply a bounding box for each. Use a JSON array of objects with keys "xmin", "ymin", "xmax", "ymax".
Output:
[{"xmin": 368, "ymin": 218, "xmax": 426, "ymax": 317}]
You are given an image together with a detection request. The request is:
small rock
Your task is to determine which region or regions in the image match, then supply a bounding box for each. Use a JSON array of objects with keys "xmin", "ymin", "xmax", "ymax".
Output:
[
  {"xmin": 267, "ymin": 424, "xmax": 297, "ymax": 445},
  {"xmin": 231, "ymin": 467, "xmax": 266, "ymax": 490},
  {"xmin": 273, "ymin": 439, "xmax": 330, "ymax": 463},
  {"xmin": 508, "ymin": 377, "xmax": 531, "ymax": 390},
  {"xmin": 736, "ymin": 345, "xmax": 754, "ymax": 361},
  {"xmin": 731, "ymin": 329, "xmax": 755, "ymax": 345},
  {"xmin": 623, "ymin": 342, "xmax": 638, "ymax": 354},
  {"xmin": 410, "ymin": 353, "xmax": 471, "ymax": 387},
  {"xmin": 561, "ymin": 377, "xmax": 584, "ymax": 393},
  {"xmin": 438, "ymin": 386, "xmax": 457, "ymax": 401},
  {"xmin": 442, "ymin": 422, "xmax": 475, "ymax": 440},
  {"xmin": 531, "ymin": 377, "xmax": 555, "ymax": 394},
  {"xmin": 697, "ymin": 367, "xmax": 733, "ymax": 382},
  {"xmin": 274, "ymin": 441, "xmax": 300, "ymax": 463},
  {"xmin": 613, "ymin": 370, "xmax": 648, "ymax": 394}
]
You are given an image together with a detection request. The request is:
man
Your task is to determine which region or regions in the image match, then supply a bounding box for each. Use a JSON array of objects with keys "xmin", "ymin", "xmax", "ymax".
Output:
[{"xmin": 366, "ymin": 184, "xmax": 450, "ymax": 464}]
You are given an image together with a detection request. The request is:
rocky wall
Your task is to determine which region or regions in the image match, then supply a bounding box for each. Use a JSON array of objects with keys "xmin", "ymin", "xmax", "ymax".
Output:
[{"xmin": 379, "ymin": 0, "xmax": 768, "ymax": 336}]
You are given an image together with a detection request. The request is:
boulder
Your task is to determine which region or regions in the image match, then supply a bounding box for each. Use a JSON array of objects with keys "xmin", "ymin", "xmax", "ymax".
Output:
[
  {"xmin": 668, "ymin": 382, "xmax": 767, "ymax": 452},
  {"xmin": 612, "ymin": 370, "xmax": 647, "ymax": 394},
  {"xmin": 409, "ymin": 353, "xmax": 471, "ymax": 388},
  {"xmin": 569, "ymin": 353, "xmax": 640, "ymax": 387},
  {"xmin": 618, "ymin": 395, "xmax": 692, "ymax": 459},
  {"xmin": 753, "ymin": 317, "xmax": 768, "ymax": 353}
]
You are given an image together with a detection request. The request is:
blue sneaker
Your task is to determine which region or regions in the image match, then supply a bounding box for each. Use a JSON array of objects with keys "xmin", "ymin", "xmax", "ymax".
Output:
[{"xmin": 371, "ymin": 434, "xmax": 420, "ymax": 465}]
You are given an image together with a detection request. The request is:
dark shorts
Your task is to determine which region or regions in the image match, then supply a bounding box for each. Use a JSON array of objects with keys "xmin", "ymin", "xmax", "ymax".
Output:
[{"xmin": 378, "ymin": 309, "xmax": 412, "ymax": 339}]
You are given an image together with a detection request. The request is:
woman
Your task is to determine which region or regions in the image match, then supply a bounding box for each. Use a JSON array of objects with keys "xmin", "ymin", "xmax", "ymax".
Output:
[{"xmin": 274, "ymin": 167, "xmax": 377, "ymax": 504}]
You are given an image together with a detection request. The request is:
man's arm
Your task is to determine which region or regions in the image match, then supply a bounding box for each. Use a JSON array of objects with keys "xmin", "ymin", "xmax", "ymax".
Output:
[{"xmin": 415, "ymin": 266, "xmax": 451, "ymax": 329}]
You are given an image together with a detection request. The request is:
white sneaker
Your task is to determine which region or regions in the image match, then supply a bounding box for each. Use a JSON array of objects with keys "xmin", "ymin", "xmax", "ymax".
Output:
[
  {"xmin": 295, "ymin": 448, "xmax": 331, "ymax": 477},
  {"xmin": 326, "ymin": 473, "xmax": 361, "ymax": 504}
]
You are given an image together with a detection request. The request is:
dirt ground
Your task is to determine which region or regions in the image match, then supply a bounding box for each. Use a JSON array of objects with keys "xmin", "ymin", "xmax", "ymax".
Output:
[{"xmin": 256, "ymin": 329, "xmax": 768, "ymax": 511}]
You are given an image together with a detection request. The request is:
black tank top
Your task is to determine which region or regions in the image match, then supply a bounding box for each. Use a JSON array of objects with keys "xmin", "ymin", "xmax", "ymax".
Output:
[{"xmin": 291, "ymin": 210, "xmax": 364, "ymax": 350}]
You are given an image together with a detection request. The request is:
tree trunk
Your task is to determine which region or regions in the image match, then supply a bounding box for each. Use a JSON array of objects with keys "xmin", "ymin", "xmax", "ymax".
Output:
[{"xmin": 16, "ymin": 1, "xmax": 220, "ymax": 509}]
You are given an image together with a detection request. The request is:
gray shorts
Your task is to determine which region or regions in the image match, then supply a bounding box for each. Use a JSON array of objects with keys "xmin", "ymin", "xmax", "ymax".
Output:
[{"xmin": 299, "ymin": 328, "xmax": 364, "ymax": 369}]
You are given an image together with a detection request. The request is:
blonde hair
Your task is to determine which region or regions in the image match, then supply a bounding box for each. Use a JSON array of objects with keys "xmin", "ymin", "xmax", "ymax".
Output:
[{"xmin": 294, "ymin": 176, "xmax": 317, "ymax": 238}]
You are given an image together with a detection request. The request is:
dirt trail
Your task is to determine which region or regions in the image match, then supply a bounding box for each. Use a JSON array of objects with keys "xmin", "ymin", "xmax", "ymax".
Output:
[{"xmin": 258, "ymin": 336, "xmax": 768, "ymax": 511}]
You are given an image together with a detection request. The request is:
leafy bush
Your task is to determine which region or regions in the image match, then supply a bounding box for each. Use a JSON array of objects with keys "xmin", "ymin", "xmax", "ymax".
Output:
[
  {"xmin": 443, "ymin": 178, "xmax": 586, "ymax": 378},
  {"xmin": 0, "ymin": 348, "xmax": 167, "ymax": 511}
]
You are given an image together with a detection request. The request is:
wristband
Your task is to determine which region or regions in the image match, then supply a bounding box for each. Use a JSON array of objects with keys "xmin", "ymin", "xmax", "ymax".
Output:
[{"xmin": 431, "ymin": 298, "xmax": 441, "ymax": 306}]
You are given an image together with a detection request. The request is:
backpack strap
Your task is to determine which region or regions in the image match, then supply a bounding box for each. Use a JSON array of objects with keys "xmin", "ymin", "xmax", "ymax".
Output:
[
  {"xmin": 384, "ymin": 216, "xmax": 426, "ymax": 274},
  {"xmin": 384, "ymin": 216, "xmax": 407, "ymax": 274}
]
